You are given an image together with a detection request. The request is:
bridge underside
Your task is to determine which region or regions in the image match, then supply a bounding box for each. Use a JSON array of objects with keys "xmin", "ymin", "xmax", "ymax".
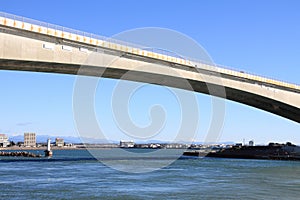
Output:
[{"xmin": 1, "ymin": 59, "xmax": 299, "ymax": 123}]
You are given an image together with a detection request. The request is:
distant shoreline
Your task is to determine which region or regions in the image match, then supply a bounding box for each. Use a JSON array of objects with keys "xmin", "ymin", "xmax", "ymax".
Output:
[
  {"xmin": 0, "ymin": 146, "xmax": 188, "ymax": 151},
  {"xmin": 0, "ymin": 146, "xmax": 80, "ymax": 151}
]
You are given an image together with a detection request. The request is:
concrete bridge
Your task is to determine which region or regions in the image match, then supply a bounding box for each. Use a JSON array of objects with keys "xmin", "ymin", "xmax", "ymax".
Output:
[{"xmin": 0, "ymin": 12, "xmax": 299, "ymax": 123}]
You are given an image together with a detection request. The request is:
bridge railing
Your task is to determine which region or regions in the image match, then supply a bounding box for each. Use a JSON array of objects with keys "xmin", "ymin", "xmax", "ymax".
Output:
[{"xmin": 0, "ymin": 11, "xmax": 299, "ymax": 91}]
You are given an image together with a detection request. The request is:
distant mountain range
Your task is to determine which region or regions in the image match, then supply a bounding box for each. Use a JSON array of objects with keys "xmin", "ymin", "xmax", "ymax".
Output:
[{"xmin": 8, "ymin": 135, "xmax": 235, "ymax": 145}]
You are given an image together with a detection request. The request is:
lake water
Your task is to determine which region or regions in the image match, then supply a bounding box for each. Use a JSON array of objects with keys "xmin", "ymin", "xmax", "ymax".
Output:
[{"xmin": 0, "ymin": 149, "xmax": 299, "ymax": 199}]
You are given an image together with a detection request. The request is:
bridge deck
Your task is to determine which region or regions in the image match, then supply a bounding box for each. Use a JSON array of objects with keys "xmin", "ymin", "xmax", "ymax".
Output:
[{"xmin": 0, "ymin": 11, "xmax": 299, "ymax": 92}]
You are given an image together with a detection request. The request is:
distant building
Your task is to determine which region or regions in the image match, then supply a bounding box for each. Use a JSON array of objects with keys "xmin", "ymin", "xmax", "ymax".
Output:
[
  {"xmin": 135, "ymin": 144, "xmax": 150, "ymax": 148},
  {"xmin": 165, "ymin": 143, "xmax": 188, "ymax": 149},
  {"xmin": 24, "ymin": 133, "xmax": 36, "ymax": 147},
  {"xmin": 249, "ymin": 140, "xmax": 254, "ymax": 146},
  {"xmin": 149, "ymin": 143, "xmax": 161, "ymax": 149},
  {"xmin": 120, "ymin": 140, "xmax": 134, "ymax": 148},
  {"xmin": 0, "ymin": 134, "xmax": 10, "ymax": 147},
  {"xmin": 55, "ymin": 138, "xmax": 64, "ymax": 147},
  {"xmin": 235, "ymin": 143, "xmax": 243, "ymax": 147}
]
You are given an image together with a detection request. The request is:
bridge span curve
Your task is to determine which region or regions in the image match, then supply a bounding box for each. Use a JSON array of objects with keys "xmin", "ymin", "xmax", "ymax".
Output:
[{"xmin": 0, "ymin": 12, "xmax": 299, "ymax": 123}]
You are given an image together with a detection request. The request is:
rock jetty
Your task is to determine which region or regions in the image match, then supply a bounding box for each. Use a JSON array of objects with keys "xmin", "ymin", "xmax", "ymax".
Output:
[{"xmin": 0, "ymin": 151, "xmax": 42, "ymax": 158}]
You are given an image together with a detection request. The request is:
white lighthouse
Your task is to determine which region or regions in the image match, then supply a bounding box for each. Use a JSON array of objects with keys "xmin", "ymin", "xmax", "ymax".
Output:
[{"xmin": 44, "ymin": 138, "xmax": 53, "ymax": 157}]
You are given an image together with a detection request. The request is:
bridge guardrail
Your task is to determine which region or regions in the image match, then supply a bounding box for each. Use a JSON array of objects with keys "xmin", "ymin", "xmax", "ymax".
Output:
[{"xmin": 0, "ymin": 11, "xmax": 299, "ymax": 91}]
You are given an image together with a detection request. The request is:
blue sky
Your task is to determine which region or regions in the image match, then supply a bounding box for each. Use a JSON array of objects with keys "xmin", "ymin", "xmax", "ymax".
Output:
[{"xmin": 0, "ymin": 1, "xmax": 299, "ymax": 144}]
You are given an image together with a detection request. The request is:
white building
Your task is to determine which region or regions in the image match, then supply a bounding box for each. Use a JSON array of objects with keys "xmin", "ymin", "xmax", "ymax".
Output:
[
  {"xmin": 24, "ymin": 133, "xmax": 36, "ymax": 147},
  {"xmin": 120, "ymin": 140, "xmax": 135, "ymax": 148},
  {"xmin": 0, "ymin": 134, "xmax": 10, "ymax": 147},
  {"xmin": 55, "ymin": 138, "xmax": 64, "ymax": 147}
]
